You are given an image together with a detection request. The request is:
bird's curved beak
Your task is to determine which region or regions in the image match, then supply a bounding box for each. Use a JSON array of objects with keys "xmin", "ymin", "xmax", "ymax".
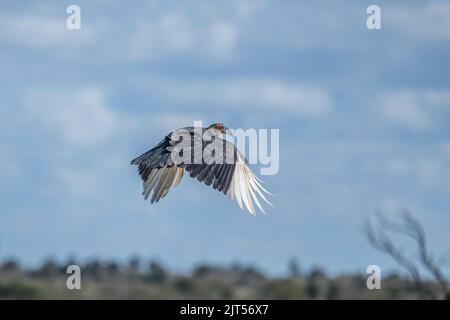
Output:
[{"xmin": 224, "ymin": 127, "xmax": 233, "ymax": 136}]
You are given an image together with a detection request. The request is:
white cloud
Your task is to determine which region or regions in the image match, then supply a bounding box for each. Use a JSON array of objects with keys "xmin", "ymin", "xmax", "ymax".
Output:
[
  {"xmin": 440, "ymin": 142, "xmax": 450, "ymax": 157},
  {"xmin": 128, "ymin": 12, "xmax": 239, "ymax": 62},
  {"xmin": 129, "ymin": 12, "xmax": 195, "ymax": 61},
  {"xmin": 24, "ymin": 88, "xmax": 117, "ymax": 147},
  {"xmin": 234, "ymin": 0, "xmax": 266, "ymax": 20},
  {"xmin": 380, "ymin": 90, "xmax": 430, "ymax": 130},
  {"xmin": 379, "ymin": 89, "xmax": 450, "ymax": 130},
  {"xmin": 58, "ymin": 167, "xmax": 98, "ymax": 200},
  {"xmin": 154, "ymin": 78, "xmax": 333, "ymax": 117},
  {"xmin": 0, "ymin": 15, "xmax": 95, "ymax": 49},
  {"xmin": 387, "ymin": 3, "xmax": 450, "ymax": 42},
  {"xmin": 0, "ymin": 155, "xmax": 22, "ymax": 180},
  {"xmin": 422, "ymin": 90, "xmax": 450, "ymax": 106},
  {"xmin": 381, "ymin": 198, "xmax": 406, "ymax": 215},
  {"xmin": 387, "ymin": 155, "xmax": 443, "ymax": 188},
  {"xmin": 417, "ymin": 158, "xmax": 441, "ymax": 186},
  {"xmin": 389, "ymin": 158, "xmax": 410, "ymax": 177},
  {"xmin": 208, "ymin": 22, "xmax": 238, "ymax": 60}
]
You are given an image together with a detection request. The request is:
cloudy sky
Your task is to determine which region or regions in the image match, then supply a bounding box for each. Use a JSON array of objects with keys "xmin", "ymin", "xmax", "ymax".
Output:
[{"xmin": 1, "ymin": 0, "xmax": 449, "ymax": 275}]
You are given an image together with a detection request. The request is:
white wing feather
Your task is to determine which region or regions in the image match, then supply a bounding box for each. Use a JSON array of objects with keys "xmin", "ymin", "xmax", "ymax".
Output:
[
  {"xmin": 227, "ymin": 153, "xmax": 272, "ymax": 215},
  {"xmin": 143, "ymin": 166, "xmax": 185, "ymax": 202}
]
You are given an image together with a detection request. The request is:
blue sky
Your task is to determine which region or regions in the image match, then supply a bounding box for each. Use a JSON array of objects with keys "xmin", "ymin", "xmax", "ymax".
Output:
[{"xmin": 1, "ymin": 0, "xmax": 450, "ymax": 276}]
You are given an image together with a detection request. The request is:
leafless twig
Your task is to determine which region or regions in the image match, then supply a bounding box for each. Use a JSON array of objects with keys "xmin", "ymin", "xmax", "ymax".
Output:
[{"xmin": 365, "ymin": 210, "xmax": 449, "ymax": 299}]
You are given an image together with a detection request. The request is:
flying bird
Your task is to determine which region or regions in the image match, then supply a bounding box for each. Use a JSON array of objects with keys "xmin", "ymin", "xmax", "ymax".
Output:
[{"xmin": 131, "ymin": 123, "xmax": 272, "ymax": 215}]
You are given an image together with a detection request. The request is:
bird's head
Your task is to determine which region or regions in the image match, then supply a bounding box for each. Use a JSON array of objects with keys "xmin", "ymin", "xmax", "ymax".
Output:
[{"xmin": 207, "ymin": 123, "xmax": 233, "ymax": 136}]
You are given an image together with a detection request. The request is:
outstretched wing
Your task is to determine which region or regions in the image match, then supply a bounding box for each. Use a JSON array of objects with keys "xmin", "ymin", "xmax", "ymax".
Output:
[
  {"xmin": 184, "ymin": 137, "xmax": 272, "ymax": 215},
  {"xmin": 130, "ymin": 132, "xmax": 185, "ymax": 204},
  {"xmin": 131, "ymin": 131, "xmax": 272, "ymax": 214}
]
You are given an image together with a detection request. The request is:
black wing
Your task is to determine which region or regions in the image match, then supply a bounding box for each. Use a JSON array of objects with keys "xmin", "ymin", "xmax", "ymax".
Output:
[{"xmin": 183, "ymin": 136, "xmax": 237, "ymax": 195}]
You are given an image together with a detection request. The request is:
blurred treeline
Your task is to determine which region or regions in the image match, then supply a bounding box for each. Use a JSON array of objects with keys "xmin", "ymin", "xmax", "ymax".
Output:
[{"xmin": 0, "ymin": 257, "xmax": 443, "ymax": 299}]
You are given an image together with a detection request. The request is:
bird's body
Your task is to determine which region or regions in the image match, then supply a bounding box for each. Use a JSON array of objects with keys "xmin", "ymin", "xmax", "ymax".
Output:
[{"xmin": 131, "ymin": 123, "xmax": 272, "ymax": 215}]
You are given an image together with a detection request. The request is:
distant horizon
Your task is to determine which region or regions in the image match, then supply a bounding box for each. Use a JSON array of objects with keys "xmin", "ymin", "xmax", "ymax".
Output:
[{"xmin": 0, "ymin": 253, "xmax": 431, "ymax": 279}]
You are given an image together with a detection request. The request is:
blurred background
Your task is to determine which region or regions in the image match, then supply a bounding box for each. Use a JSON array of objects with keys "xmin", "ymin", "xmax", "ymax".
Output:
[{"xmin": 0, "ymin": 0, "xmax": 449, "ymax": 299}]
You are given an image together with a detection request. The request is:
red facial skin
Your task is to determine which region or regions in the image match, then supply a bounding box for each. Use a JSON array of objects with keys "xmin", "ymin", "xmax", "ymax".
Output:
[{"xmin": 215, "ymin": 124, "xmax": 224, "ymax": 131}]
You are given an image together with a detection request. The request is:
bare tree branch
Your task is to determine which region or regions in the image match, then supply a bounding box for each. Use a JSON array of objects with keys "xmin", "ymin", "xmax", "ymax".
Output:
[
  {"xmin": 364, "ymin": 217, "xmax": 433, "ymax": 299},
  {"xmin": 365, "ymin": 211, "xmax": 450, "ymax": 299},
  {"xmin": 400, "ymin": 211, "xmax": 450, "ymax": 299}
]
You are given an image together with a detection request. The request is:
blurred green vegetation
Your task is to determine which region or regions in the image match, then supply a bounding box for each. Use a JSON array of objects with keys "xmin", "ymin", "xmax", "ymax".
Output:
[{"xmin": 0, "ymin": 257, "xmax": 442, "ymax": 299}]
